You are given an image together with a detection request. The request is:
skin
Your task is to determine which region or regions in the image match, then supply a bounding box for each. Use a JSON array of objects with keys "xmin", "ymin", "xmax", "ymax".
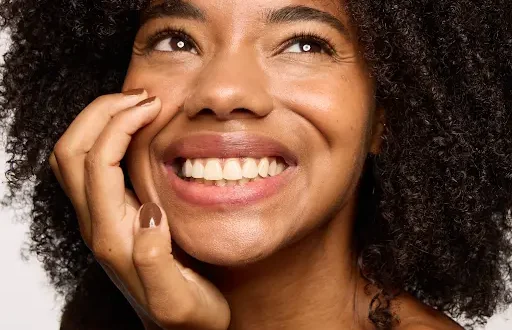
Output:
[{"xmin": 49, "ymin": 0, "xmax": 464, "ymax": 329}]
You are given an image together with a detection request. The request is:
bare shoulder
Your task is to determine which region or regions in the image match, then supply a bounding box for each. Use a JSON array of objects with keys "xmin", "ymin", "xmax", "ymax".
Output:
[
  {"xmin": 398, "ymin": 322, "xmax": 462, "ymax": 330},
  {"xmin": 393, "ymin": 293, "xmax": 463, "ymax": 330}
]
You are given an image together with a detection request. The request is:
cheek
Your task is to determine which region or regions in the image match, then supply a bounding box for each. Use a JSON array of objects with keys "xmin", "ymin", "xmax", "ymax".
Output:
[
  {"xmin": 123, "ymin": 58, "xmax": 196, "ymax": 121},
  {"xmin": 270, "ymin": 67, "xmax": 374, "ymax": 160},
  {"xmin": 122, "ymin": 59, "xmax": 198, "ymax": 203},
  {"xmin": 271, "ymin": 64, "xmax": 373, "ymax": 139},
  {"xmin": 268, "ymin": 66, "xmax": 374, "ymax": 215}
]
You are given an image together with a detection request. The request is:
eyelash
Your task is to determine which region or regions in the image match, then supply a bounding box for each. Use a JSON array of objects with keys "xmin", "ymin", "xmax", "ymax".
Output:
[
  {"xmin": 279, "ymin": 31, "xmax": 337, "ymax": 56},
  {"xmin": 143, "ymin": 27, "xmax": 337, "ymax": 57},
  {"xmin": 145, "ymin": 27, "xmax": 198, "ymax": 53}
]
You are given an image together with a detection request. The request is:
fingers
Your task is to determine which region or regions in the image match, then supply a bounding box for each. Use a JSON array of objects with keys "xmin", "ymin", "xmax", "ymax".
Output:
[
  {"xmin": 132, "ymin": 203, "xmax": 194, "ymax": 325},
  {"xmin": 51, "ymin": 90, "xmax": 149, "ymax": 242},
  {"xmin": 50, "ymin": 151, "xmax": 95, "ymax": 248},
  {"xmin": 79, "ymin": 95, "xmax": 162, "ymax": 313},
  {"xmin": 82, "ymin": 95, "xmax": 161, "ymax": 306},
  {"xmin": 85, "ymin": 96, "xmax": 161, "ymax": 238}
]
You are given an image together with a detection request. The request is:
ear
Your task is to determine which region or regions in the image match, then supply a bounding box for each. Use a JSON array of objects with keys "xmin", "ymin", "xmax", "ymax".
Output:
[{"xmin": 369, "ymin": 107, "xmax": 386, "ymax": 155}]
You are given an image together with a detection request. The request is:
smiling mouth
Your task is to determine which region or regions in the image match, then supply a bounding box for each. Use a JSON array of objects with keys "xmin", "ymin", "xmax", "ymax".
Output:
[
  {"xmin": 162, "ymin": 133, "xmax": 297, "ymax": 206},
  {"xmin": 171, "ymin": 156, "xmax": 289, "ymax": 186}
]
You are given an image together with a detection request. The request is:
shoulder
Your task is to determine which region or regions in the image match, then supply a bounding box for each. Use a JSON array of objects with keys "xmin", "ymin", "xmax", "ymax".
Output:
[
  {"xmin": 393, "ymin": 293, "xmax": 463, "ymax": 330},
  {"xmin": 398, "ymin": 323, "xmax": 462, "ymax": 330}
]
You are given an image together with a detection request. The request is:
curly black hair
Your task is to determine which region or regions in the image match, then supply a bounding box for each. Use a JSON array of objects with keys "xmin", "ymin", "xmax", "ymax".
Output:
[{"xmin": 1, "ymin": 0, "xmax": 511, "ymax": 329}]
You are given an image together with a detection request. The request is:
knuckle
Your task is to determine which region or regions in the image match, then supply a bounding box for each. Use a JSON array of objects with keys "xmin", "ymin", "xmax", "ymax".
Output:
[
  {"xmin": 53, "ymin": 140, "xmax": 73, "ymax": 160},
  {"xmin": 92, "ymin": 94, "xmax": 113, "ymax": 106},
  {"xmin": 171, "ymin": 299, "xmax": 196, "ymax": 324},
  {"xmin": 132, "ymin": 244, "xmax": 165, "ymax": 269},
  {"xmin": 110, "ymin": 112, "xmax": 126, "ymax": 125},
  {"xmin": 90, "ymin": 94, "xmax": 123, "ymax": 113},
  {"xmin": 149, "ymin": 298, "xmax": 196, "ymax": 326},
  {"xmin": 84, "ymin": 151, "xmax": 101, "ymax": 171}
]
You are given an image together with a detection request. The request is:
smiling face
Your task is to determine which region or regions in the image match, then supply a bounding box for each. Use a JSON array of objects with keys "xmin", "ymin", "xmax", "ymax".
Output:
[{"xmin": 123, "ymin": 0, "xmax": 381, "ymax": 266}]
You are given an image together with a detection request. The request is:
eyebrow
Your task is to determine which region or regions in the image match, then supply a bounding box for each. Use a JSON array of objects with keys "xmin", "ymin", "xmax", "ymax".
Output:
[
  {"xmin": 140, "ymin": 0, "xmax": 206, "ymax": 25},
  {"xmin": 266, "ymin": 5, "xmax": 350, "ymax": 39},
  {"xmin": 140, "ymin": 2, "xmax": 349, "ymax": 39}
]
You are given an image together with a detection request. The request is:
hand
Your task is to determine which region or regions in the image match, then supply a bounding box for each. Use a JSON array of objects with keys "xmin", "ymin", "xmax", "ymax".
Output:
[{"xmin": 49, "ymin": 90, "xmax": 230, "ymax": 330}]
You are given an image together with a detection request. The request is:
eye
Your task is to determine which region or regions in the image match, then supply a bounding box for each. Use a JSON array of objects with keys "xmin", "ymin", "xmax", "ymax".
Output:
[
  {"xmin": 284, "ymin": 40, "xmax": 324, "ymax": 54},
  {"xmin": 154, "ymin": 34, "xmax": 198, "ymax": 54},
  {"xmin": 282, "ymin": 36, "xmax": 333, "ymax": 55}
]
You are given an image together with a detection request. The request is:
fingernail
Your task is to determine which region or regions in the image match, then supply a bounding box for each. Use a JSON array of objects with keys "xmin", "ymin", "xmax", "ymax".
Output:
[
  {"xmin": 122, "ymin": 88, "xmax": 145, "ymax": 96},
  {"xmin": 140, "ymin": 203, "xmax": 162, "ymax": 229},
  {"xmin": 136, "ymin": 96, "xmax": 157, "ymax": 107}
]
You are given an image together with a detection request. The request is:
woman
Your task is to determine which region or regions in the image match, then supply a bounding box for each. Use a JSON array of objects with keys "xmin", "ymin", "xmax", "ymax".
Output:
[{"xmin": 0, "ymin": 0, "xmax": 510, "ymax": 329}]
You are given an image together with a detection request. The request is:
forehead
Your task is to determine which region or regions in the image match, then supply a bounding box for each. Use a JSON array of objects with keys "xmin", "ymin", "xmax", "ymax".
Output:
[{"xmin": 146, "ymin": 0, "xmax": 345, "ymax": 21}]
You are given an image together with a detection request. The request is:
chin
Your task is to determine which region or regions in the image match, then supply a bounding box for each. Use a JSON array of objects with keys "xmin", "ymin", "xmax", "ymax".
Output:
[{"xmin": 168, "ymin": 213, "xmax": 287, "ymax": 267}]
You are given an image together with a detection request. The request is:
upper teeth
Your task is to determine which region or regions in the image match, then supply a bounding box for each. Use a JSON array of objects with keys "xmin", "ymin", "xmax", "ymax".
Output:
[{"xmin": 182, "ymin": 157, "xmax": 286, "ymax": 181}]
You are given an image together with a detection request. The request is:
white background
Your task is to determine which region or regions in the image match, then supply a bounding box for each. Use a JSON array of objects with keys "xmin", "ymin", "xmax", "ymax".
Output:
[{"xmin": 0, "ymin": 32, "xmax": 511, "ymax": 330}]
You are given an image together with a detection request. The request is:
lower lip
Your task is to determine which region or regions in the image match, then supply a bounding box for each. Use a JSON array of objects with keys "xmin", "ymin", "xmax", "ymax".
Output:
[{"xmin": 165, "ymin": 166, "xmax": 296, "ymax": 207}]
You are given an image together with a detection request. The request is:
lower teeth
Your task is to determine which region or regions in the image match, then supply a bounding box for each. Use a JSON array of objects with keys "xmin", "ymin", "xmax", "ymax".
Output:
[{"xmin": 184, "ymin": 177, "xmax": 263, "ymax": 186}]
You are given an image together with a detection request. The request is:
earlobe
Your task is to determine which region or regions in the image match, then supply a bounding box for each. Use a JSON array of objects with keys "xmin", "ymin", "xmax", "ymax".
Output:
[{"xmin": 369, "ymin": 107, "xmax": 386, "ymax": 155}]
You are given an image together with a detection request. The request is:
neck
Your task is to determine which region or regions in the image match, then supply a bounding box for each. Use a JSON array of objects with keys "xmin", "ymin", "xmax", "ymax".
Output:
[{"xmin": 204, "ymin": 205, "xmax": 373, "ymax": 330}]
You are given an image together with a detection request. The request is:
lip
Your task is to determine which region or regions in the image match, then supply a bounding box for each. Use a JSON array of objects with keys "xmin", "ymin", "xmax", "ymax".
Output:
[
  {"xmin": 166, "ymin": 167, "xmax": 296, "ymax": 207},
  {"xmin": 162, "ymin": 132, "xmax": 298, "ymax": 207},
  {"xmin": 162, "ymin": 132, "xmax": 298, "ymax": 166}
]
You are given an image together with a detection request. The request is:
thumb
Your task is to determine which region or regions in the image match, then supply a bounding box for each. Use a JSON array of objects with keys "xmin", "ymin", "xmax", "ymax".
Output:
[{"xmin": 132, "ymin": 202, "xmax": 194, "ymax": 325}]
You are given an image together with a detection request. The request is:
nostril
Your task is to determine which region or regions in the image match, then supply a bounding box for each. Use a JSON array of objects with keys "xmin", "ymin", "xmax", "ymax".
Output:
[
  {"xmin": 196, "ymin": 108, "xmax": 216, "ymax": 116},
  {"xmin": 194, "ymin": 107, "xmax": 256, "ymax": 120},
  {"xmin": 232, "ymin": 108, "xmax": 252, "ymax": 114}
]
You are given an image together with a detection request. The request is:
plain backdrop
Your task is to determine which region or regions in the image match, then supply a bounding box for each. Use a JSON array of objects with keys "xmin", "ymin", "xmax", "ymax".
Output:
[{"xmin": 0, "ymin": 29, "xmax": 511, "ymax": 330}]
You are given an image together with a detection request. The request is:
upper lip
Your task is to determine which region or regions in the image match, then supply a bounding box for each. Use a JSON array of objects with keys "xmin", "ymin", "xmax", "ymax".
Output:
[{"xmin": 162, "ymin": 132, "xmax": 298, "ymax": 166}]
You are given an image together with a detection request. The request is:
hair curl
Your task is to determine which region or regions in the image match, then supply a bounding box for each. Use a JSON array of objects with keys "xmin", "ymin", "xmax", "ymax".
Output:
[{"xmin": 1, "ymin": 0, "xmax": 511, "ymax": 329}]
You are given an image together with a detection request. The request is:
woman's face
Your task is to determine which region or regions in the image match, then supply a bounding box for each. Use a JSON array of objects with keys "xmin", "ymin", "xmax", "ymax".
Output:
[{"xmin": 123, "ymin": 0, "xmax": 381, "ymax": 266}]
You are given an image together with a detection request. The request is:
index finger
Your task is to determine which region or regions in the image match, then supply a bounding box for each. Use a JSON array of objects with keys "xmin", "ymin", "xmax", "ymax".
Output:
[{"xmin": 53, "ymin": 89, "xmax": 149, "ymax": 243}]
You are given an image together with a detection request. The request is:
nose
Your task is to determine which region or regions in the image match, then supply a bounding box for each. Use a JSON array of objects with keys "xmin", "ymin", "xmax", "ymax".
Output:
[{"xmin": 183, "ymin": 51, "xmax": 273, "ymax": 120}]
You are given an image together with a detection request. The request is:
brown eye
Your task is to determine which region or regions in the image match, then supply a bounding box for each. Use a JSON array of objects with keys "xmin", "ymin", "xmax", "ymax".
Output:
[
  {"xmin": 283, "ymin": 39, "xmax": 328, "ymax": 54},
  {"xmin": 155, "ymin": 35, "xmax": 198, "ymax": 54}
]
